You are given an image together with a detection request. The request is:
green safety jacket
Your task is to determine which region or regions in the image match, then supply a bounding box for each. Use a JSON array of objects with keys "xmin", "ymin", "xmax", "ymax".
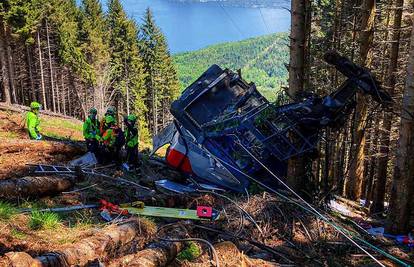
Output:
[
  {"xmin": 125, "ymin": 127, "xmax": 138, "ymax": 148},
  {"xmin": 83, "ymin": 117, "xmax": 100, "ymax": 140},
  {"xmin": 26, "ymin": 111, "xmax": 41, "ymax": 139}
]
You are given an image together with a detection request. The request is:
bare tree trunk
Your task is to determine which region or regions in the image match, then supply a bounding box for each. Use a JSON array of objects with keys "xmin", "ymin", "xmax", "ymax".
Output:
[
  {"xmin": 345, "ymin": 0, "xmax": 375, "ymax": 200},
  {"xmin": 55, "ymin": 73, "xmax": 61, "ymax": 113},
  {"xmin": 26, "ymin": 44, "xmax": 36, "ymax": 101},
  {"xmin": 0, "ymin": 18, "xmax": 11, "ymax": 104},
  {"xmin": 37, "ymin": 30, "xmax": 47, "ymax": 110},
  {"xmin": 151, "ymin": 70, "xmax": 158, "ymax": 135},
  {"xmin": 371, "ymin": 0, "xmax": 403, "ymax": 214},
  {"xmin": 45, "ymin": 19, "xmax": 56, "ymax": 112},
  {"xmin": 287, "ymin": 0, "xmax": 310, "ymax": 193},
  {"xmin": 386, "ymin": 14, "xmax": 414, "ymax": 234},
  {"xmin": 4, "ymin": 25, "xmax": 16, "ymax": 103},
  {"xmin": 61, "ymin": 71, "xmax": 66, "ymax": 115}
]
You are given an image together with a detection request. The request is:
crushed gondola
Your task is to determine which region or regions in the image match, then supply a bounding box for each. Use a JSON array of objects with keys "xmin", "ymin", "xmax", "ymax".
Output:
[{"xmin": 153, "ymin": 51, "xmax": 391, "ymax": 193}]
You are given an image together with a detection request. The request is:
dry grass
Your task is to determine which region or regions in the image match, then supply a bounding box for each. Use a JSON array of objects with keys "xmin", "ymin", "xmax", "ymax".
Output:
[
  {"xmin": 0, "ymin": 212, "xmax": 94, "ymax": 256},
  {"xmin": 0, "ymin": 109, "xmax": 85, "ymax": 180}
]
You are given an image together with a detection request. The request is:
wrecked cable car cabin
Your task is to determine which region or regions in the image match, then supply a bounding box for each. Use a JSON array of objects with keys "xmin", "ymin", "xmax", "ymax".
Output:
[{"xmin": 153, "ymin": 52, "xmax": 391, "ymax": 194}]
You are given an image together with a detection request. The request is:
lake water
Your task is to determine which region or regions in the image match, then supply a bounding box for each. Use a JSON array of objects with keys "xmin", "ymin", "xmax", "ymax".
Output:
[{"xmin": 119, "ymin": 0, "xmax": 291, "ymax": 53}]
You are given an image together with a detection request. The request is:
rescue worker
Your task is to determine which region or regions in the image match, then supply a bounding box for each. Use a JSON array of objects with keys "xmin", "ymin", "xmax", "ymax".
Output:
[
  {"xmin": 123, "ymin": 114, "xmax": 139, "ymax": 170},
  {"xmin": 83, "ymin": 108, "xmax": 100, "ymax": 153},
  {"xmin": 100, "ymin": 106, "xmax": 116, "ymax": 135},
  {"xmin": 100, "ymin": 115, "xmax": 117, "ymax": 163},
  {"xmin": 26, "ymin": 102, "xmax": 42, "ymax": 140}
]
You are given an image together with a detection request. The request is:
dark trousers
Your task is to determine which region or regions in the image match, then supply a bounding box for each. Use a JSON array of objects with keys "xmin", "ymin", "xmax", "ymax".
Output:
[
  {"xmin": 126, "ymin": 145, "xmax": 138, "ymax": 167},
  {"xmin": 86, "ymin": 139, "xmax": 99, "ymax": 153},
  {"xmin": 96, "ymin": 145, "xmax": 116, "ymax": 165}
]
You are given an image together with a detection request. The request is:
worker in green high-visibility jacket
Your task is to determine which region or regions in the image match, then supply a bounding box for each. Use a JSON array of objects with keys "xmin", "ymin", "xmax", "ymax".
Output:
[
  {"xmin": 26, "ymin": 102, "xmax": 42, "ymax": 140},
  {"xmin": 100, "ymin": 115, "xmax": 117, "ymax": 163},
  {"xmin": 99, "ymin": 106, "xmax": 116, "ymax": 135},
  {"xmin": 83, "ymin": 108, "xmax": 100, "ymax": 154},
  {"xmin": 123, "ymin": 114, "xmax": 139, "ymax": 170}
]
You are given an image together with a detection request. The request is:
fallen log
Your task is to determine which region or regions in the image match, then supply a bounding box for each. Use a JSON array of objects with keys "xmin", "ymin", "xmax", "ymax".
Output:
[
  {"xmin": 2, "ymin": 219, "xmax": 155, "ymax": 267},
  {"xmin": 0, "ymin": 175, "xmax": 79, "ymax": 199},
  {"xmin": 109, "ymin": 240, "xmax": 183, "ymax": 267}
]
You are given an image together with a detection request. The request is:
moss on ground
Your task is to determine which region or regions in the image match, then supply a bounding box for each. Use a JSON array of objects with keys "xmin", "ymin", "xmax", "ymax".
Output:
[{"xmin": 177, "ymin": 241, "xmax": 202, "ymax": 261}]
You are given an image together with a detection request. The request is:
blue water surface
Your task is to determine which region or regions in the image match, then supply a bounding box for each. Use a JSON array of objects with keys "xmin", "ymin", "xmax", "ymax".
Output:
[{"xmin": 117, "ymin": 0, "xmax": 290, "ymax": 53}]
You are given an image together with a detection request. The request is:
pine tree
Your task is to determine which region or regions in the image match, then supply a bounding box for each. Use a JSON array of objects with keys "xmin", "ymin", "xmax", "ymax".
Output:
[
  {"xmin": 78, "ymin": 0, "xmax": 110, "ymax": 115},
  {"xmin": 139, "ymin": 8, "xmax": 179, "ymax": 135},
  {"xmin": 107, "ymin": 0, "xmax": 147, "ymax": 131}
]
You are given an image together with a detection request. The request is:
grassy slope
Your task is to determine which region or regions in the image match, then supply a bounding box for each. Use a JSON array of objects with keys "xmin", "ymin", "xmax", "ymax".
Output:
[
  {"xmin": 173, "ymin": 33, "xmax": 289, "ymax": 101},
  {"xmin": 0, "ymin": 108, "xmax": 155, "ymax": 260},
  {"xmin": 0, "ymin": 109, "xmax": 83, "ymax": 141},
  {"xmin": 0, "ymin": 109, "xmax": 85, "ymax": 179}
]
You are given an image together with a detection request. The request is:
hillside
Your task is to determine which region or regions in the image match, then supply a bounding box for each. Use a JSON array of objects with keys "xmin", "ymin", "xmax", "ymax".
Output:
[
  {"xmin": 0, "ymin": 106, "xmax": 85, "ymax": 179},
  {"xmin": 173, "ymin": 33, "xmax": 289, "ymax": 101}
]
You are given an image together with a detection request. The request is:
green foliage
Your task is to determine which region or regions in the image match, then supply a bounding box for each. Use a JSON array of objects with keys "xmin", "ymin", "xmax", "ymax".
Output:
[
  {"xmin": 78, "ymin": 0, "xmax": 109, "ymax": 84},
  {"xmin": 177, "ymin": 241, "xmax": 202, "ymax": 261},
  {"xmin": 29, "ymin": 211, "xmax": 61, "ymax": 230},
  {"xmin": 107, "ymin": 0, "xmax": 147, "ymax": 132},
  {"xmin": 139, "ymin": 8, "xmax": 180, "ymax": 133},
  {"xmin": 51, "ymin": 0, "xmax": 93, "ymax": 81},
  {"xmin": 0, "ymin": 201, "xmax": 17, "ymax": 220},
  {"xmin": 173, "ymin": 33, "xmax": 289, "ymax": 101}
]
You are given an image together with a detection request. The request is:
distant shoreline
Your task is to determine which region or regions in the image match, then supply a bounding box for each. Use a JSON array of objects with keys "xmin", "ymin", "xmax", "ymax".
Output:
[{"xmin": 167, "ymin": 0, "xmax": 290, "ymax": 9}]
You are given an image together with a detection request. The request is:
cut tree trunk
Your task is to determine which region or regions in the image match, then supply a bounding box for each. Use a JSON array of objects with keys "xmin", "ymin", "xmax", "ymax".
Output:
[
  {"xmin": 386, "ymin": 14, "xmax": 414, "ymax": 234},
  {"xmin": 0, "ymin": 175, "xmax": 80, "ymax": 199},
  {"xmin": 109, "ymin": 240, "xmax": 183, "ymax": 267},
  {"xmin": 1, "ymin": 219, "xmax": 155, "ymax": 267}
]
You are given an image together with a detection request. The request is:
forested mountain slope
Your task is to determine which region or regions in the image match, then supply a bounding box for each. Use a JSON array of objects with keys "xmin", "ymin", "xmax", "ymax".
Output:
[{"xmin": 174, "ymin": 33, "xmax": 289, "ymax": 100}]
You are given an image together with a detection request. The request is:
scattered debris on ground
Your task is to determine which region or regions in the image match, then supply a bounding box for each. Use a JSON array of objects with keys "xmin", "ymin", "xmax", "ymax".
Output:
[{"xmin": 0, "ymin": 106, "xmax": 413, "ymax": 267}]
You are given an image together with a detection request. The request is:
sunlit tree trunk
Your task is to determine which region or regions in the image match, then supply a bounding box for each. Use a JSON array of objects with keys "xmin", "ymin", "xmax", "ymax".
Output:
[
  {"xmin": 46, "ymin": 19, "xmax": 56, "ymax": 112},
  {"xmin": 37, "ymin": 30, "xmax": 47, "ymax": 110},
  {"xmin": 344, "ymin": 0, "xmax": 375, "ymax": 200},
  {"xmin": 287, "ymin": 0, "xmax": 311, "ymax": 193},
  {"xmin": 371, "ymin": 0, "xmax": 403, "ymax": 214},
  {"xmin": 0, "ymin": 18, "xmax": 11, "ymax": 104},
  {"xmin": 386, "ymin": 14, "xmax": 414, "ymax": 234}
]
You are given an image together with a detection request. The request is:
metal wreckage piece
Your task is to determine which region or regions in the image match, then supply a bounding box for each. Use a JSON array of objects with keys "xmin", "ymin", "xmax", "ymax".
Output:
[{"xmin": 152, "ymin": 51, "xmax": 392, "ymax": 194}]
